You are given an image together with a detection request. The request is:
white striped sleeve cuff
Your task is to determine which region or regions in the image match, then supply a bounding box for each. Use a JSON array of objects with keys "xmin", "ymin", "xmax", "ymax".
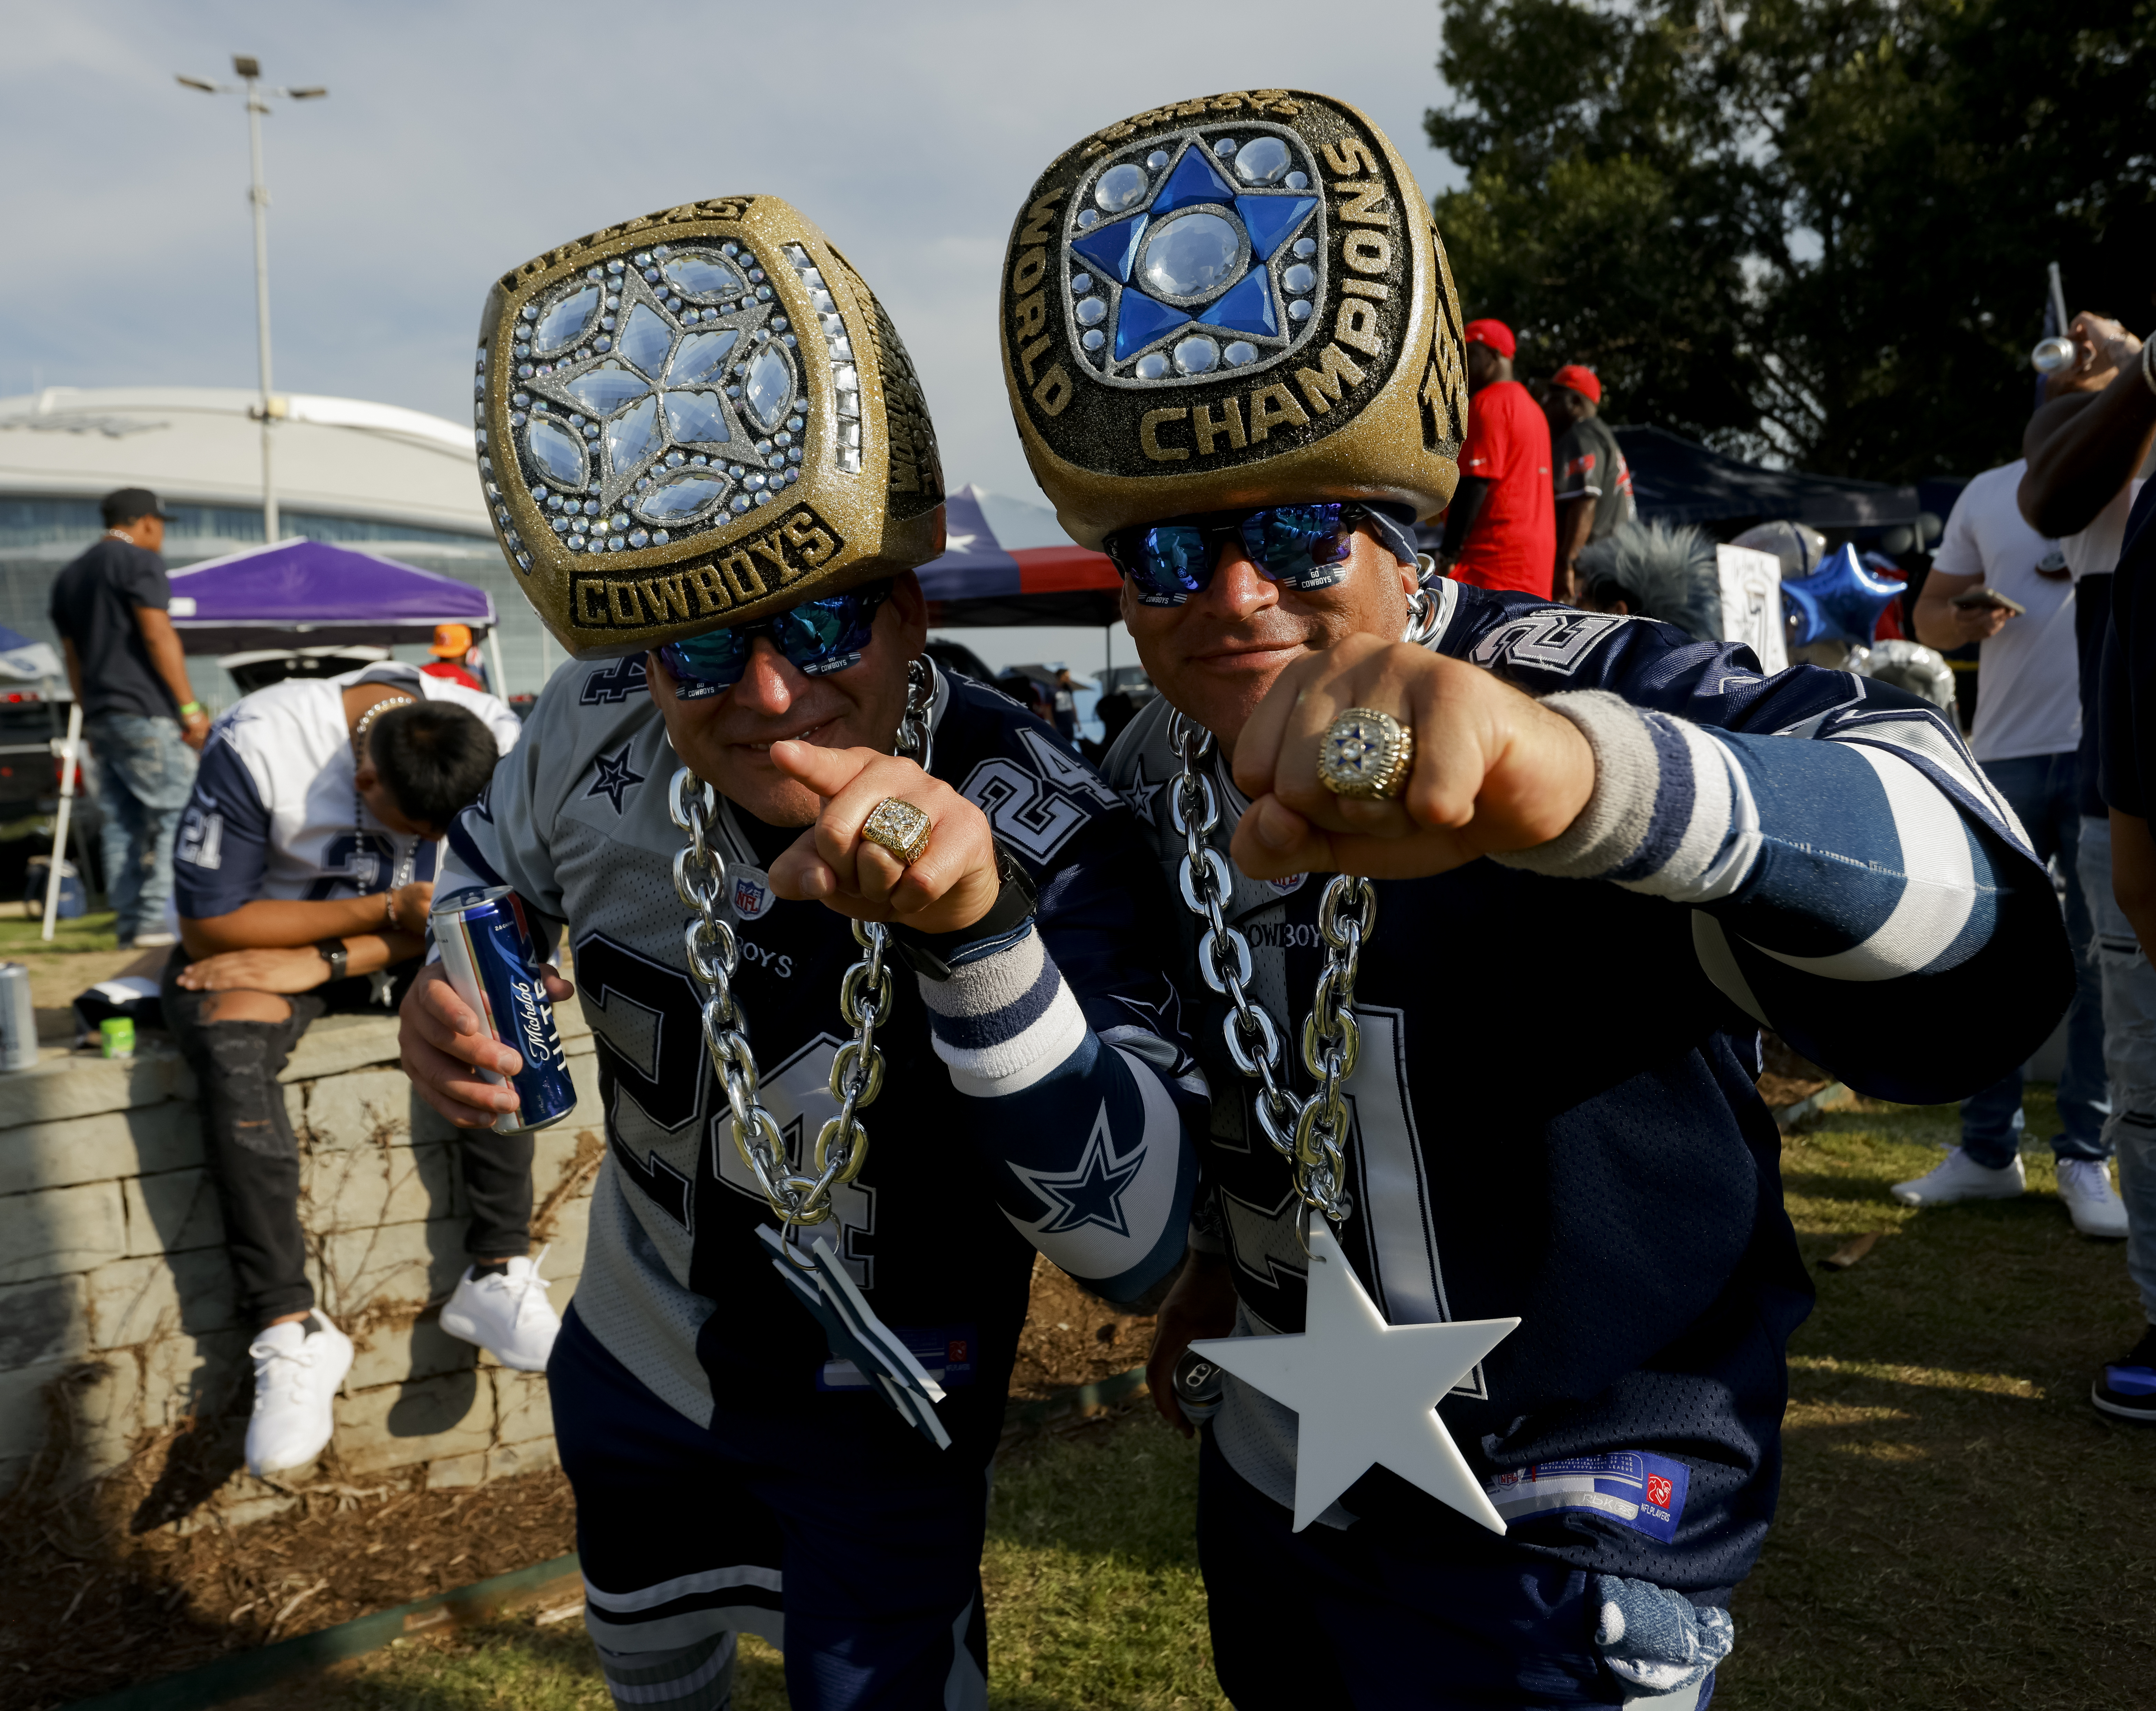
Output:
[
  {"xmin": 913, "ymin": 922, "xmax": 1090, "ymax": 1098},
  {"xmin": 1491, "ymin": 689, "xmax": 1758, "ymax": 902}
]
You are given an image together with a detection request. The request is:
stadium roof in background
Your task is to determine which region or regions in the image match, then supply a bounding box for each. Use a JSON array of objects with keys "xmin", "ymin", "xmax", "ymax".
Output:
[
  {"xmin": 1612, "ymin": 425, "xmax": 1924, "ymax": 533},
  {"xmin": 0, "ymin": 386, "xmax": 489, "ymax": 538}
]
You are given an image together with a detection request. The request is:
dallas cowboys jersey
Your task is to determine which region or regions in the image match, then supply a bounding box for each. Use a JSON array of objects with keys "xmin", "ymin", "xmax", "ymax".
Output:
[
  {"xmin": 442, "ymin": 656, "xmax": 1201, "ymax": 1435},
  {"xmin": 172, "ymin": 663, "xmax": 523, "ymax": 919},
  {"xmin": 1105, "ymin": 580, "xmax": 2068, "ymax": 1600}
]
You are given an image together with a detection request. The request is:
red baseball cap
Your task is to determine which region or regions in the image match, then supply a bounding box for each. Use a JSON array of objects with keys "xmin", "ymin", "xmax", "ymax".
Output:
[
  {"xmin": 1461, "ymin": 318, "xmax": 1515, "ymax": 359},
  {"xmin": 1550, "ymin": 363, "xmax": 1602, "ymax": 404}
]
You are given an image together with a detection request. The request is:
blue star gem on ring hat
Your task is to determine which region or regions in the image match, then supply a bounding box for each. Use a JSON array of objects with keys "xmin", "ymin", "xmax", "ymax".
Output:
[{"xmin": 1067, "ymin": 131, "xmax": 1321, "ymax": 382}]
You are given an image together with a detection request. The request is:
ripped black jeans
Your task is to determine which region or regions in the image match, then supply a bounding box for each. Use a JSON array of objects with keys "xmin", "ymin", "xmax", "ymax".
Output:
[{"xmin": 162, "ymin": 954, "xmax": 535, "ymax": 1324}]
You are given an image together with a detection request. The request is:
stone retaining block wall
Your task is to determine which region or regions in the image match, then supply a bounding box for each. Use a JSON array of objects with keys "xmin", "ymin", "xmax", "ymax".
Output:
[{"xmin": 0, "ymin": 1002, "xmax": 601, "ymax": 1521}]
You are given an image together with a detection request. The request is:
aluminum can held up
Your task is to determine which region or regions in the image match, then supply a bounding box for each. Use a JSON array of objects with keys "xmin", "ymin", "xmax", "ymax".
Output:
[{"xmin": 430, "ymin": 885, "xmax": 577, "ymax": 1135}]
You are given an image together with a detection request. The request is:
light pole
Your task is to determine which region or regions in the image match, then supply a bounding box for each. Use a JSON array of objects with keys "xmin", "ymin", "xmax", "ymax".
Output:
[{"xmin": 177, "ymin": 56, "xmax": 326, "ymax": 545}]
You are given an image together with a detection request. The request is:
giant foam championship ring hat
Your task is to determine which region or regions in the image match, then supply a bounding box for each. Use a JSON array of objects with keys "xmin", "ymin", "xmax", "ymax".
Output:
[
  {"xmin": 999, "ymin": 90, "xmax": 1468, "ymax": 549},
  {"xmin": 476, "ymin": 197, "xmax": 945, "ymax": 658}
]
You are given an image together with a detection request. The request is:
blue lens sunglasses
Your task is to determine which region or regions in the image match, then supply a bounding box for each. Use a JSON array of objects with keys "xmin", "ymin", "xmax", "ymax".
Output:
[
  {"xmin": 1103, "ymin": 503, "xmax": 1419, "ymax": 607},
  {"xmin": 656, "ymin": 581, "xmax": 893, "ymax": 699}
]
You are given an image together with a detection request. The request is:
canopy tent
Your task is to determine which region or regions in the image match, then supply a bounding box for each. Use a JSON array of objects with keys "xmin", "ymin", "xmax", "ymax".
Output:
[
  {"xmin": 1612, "ymin": 426, "xmax": 1923, "ymax": 533},
  {"xmin": 0, "ymin": 622, "xmax": 63, "ymax": 684},
  {"xmin": 916, "ymin": 486, "xmax": 1120, "ymax": 627},
  {"xmin": 165, "ymin": 539, "xmax": 497, "ymax": 655}
]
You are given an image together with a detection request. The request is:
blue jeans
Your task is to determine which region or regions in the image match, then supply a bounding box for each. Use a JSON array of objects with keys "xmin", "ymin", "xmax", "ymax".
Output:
[
  {"xmin": 84, "ymin": 713, "xmax": 196, "ymax": 941},
  {"xmin": 2079, "ymin": 817, "xmax": 2156, "ymax": 1320},
  {"xmin": 1961, "ymin": 754, "xmax": 2108, "ymax": 1165}
]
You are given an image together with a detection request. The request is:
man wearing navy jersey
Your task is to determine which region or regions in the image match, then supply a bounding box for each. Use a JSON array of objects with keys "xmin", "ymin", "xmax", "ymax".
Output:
[
  {"xmin": 401, "ymin": 199, "xmax": 1200, "ymax": 1711},
  {"xmin": 166, "ymin": 661, "xmax": 544, "ymax": 1481},
  {"xmin": 1000, "ymin": 91, "xmax": 2070, "ymax": 1709}
]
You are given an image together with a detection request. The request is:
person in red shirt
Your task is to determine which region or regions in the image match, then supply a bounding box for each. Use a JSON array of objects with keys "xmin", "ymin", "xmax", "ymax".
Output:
[
  {"xmin": 421, "ymin": 623, "xmax": 487, "ymax": 693},
  {"xmin": 1435, "ymin": 319, "xmax": 1556, "ymax": 598}
]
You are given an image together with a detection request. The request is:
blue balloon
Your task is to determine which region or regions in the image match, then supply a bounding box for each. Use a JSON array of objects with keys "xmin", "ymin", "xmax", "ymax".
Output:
[{"xmin": 1781, "ymin": 544, "xmax": 1904, "ymax": 647}]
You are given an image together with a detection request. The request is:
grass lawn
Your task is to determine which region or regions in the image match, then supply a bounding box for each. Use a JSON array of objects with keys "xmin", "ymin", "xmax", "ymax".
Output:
[{"xmin": 232, "ymin": 1095, "xmax": 2156, "ymax": 1709}]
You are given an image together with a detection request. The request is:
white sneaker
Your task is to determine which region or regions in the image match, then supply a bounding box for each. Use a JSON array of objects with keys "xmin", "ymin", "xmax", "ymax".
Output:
[
  {"xmin": 438, "ymin": 1250, "xmax": 562, "ymax": 1372},
  {"xmin": 2057, "ymin": 1158, "xmax": 2130, "ymax": 1238},
  {"xmin": 1890, "ymin": 1147, "xmax": 2026, "ymax": 1207},
  {"xmin": 245, "ymin": 1314, "xmax": 354, "ymax": 1478}
]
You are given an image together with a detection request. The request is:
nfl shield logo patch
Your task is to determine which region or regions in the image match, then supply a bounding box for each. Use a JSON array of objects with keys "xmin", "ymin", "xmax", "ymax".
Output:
[{"xmin": 731, "ymin": 867, "xmax": 775, "ymax": 921}]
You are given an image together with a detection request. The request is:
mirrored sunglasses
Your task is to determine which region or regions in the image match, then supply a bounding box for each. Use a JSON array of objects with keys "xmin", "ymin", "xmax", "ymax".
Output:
[
  {"xmin": 1104, "ymin": 504, "xmax": 1398, "ymax": 607},
  {"xmin": 656, "ymin": 582, "xmax": 893, "ymax": 699}
]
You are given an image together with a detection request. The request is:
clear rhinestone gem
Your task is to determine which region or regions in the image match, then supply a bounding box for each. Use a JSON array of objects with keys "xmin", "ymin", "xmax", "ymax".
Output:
[
  {"xmin": 526, "ymin": 420, "xmax": 585, "ymax": 487},
  {"xmin": 627, "ymin": 529, "xmax": 650, "ymax": 548},
  {"xmin": 1293, "ymin": 237, "xmax": 1317, "ymax": 258},
  {"xmin": 1140, "ymin": 213, "xmax": 1242, "ymax": 300},
  {"xmin": 668, "ymin": 328, "xmax": 741, "ymax": 387},
  {"xmin": 1174, "ymin": 335, "xmax": 1220, "ymax": 374},
  {"xmin": 1096, "ymin": 162, "xmax": 1149, "ymax": 212},
  {"xmin": 663, "ymin": 389, "xmax": 731, "ymax": 445},
  {"xmin": 1072, "ymin": 274, "xmax": 1094, "ymax": 296},
  {"xmin": 1288, "ymin": 299, "xmax": 1313, "ymax": 321},
  {"xmin": 1076, "ymin": 209, "xmax": 1099, "ymax": 228},
  {"xmin": 1082, "ymin": 329, "xmax": 1106, "ymax": 351},
  {"xmin": 562, "ymin": 369, "xmax": 651, "ymax": 415},
  {"xmin": 1283, "ymin": 263, "xmax": 1316, "ymax": 293},
  {"xmin": 621, "ymin": 304, "xmax": 672, "ymax": 377},
  {"xmin": 663, "ymin": 252, "xmax": 746, "ymax": 299},
  {"xmin": 1285, "ymin": 171, "xmax": 1308, "ymax": 189},
  {"xmin": 1234, "ymin": 137, "xmax": 1292, "ymax": 185},
  {"xmin": 745, "ymin": 345, "xmax": 793, "ymax": 432},
  {"xmin": 1146, "ymin": 149, "xmax": 1169, "ymax": 170},
  {"xmin": 1134, "ymin": 352, "xmax": 1169, "ymax": 380},
  {"xmin": 1214, "ymin": 137, "xmax": 1238, "ymax": 157},
  {"xmin": 604, "ymin": 396, "xmax": 661, "ymax": 470},
  {"xmin": 1075, "ymin": 296, "xmax": 1108, "ymax": 327}
]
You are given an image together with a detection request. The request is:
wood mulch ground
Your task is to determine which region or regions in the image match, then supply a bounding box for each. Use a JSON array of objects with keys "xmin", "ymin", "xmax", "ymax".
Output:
[{"xmin": 0, "ymin": 1258, "xmax": 1151, "ymax": 1710}]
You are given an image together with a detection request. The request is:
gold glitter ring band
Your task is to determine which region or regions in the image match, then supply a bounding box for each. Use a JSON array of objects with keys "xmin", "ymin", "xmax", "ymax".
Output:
[
  {"xmin": 860, "ymin": 796, "xmax": 933, "ymax": 864},
  {"xmin": 1316, "ymin": 708, "xmax": 1416, "ymax": 801}
]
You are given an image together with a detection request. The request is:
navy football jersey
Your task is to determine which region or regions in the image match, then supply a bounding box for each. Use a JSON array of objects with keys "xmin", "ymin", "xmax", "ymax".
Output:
[{"xmin": 446, "ymin": 657, "xmax": 1201, "ymax": 1433}]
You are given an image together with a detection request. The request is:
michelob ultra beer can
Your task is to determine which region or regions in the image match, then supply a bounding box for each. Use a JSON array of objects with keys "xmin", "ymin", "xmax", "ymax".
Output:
[{"xmin": 430, "ymin": 885, "xmax": 577, "ymax": 1135}]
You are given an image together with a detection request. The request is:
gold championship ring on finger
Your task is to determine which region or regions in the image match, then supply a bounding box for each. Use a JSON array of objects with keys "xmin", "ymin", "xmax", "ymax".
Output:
[
  {"xmin": 861, "ymin": 797, "xmax": 933, "ymax": 864},
  {"xmin": 1317, "ymin": 708, "xmax": 1415, "ymax": 800}
]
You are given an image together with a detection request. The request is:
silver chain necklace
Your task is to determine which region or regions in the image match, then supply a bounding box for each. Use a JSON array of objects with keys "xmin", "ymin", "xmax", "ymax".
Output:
[
  {"xmin": 667, "ymin": 658, "xmax": 933, "ymax": 1233},
  {"xmin": 1164, "ymin": 563, "xmax": 1439, "ymax": 1235},
  {"xmin": 1168, "ymin": 713, "xmax": 1372, "ymax": 1234},
  {"xmin": 352, "ymin": 693, "xmax": 418, "ymax": 894}
]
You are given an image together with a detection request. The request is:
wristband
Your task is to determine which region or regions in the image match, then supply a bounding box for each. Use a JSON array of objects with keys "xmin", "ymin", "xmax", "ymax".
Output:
[
  {"xmin": 887, "ymin": 846, "xmax": 1038, "ymax": 981},
  {"xmin": 314, "ymin": 938, "xmax": 349, "ymax": 983},
  {"xmin": 177, "ymin": 701, "xmax": 204, "ymax": 718}
]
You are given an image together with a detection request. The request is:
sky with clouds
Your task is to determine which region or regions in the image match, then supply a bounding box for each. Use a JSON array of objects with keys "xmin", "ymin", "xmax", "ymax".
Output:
[{"xmin": 0, "ymin": 0, "xmax": 1463, "ymax": 523}]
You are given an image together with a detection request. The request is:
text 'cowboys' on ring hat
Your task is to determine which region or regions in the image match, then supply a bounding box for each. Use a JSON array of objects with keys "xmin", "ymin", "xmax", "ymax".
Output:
[
  {"xmin": 476, "ymin": 197, "xmax": 946, "ymax": 659},
  {"xmin": 998, "ymin": 89, "xmax": 1470, "ymax": 550}
]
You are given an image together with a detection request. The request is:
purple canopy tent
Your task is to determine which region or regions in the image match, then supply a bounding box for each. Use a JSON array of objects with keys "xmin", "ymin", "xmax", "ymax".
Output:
[{"xmin": 166, "ymin": 540, "xmax": 498, "ymax": 655}]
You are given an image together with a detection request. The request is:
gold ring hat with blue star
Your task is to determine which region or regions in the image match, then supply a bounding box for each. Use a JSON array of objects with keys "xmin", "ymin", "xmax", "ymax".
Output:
[
  {"xmin": 475, "ymin": 197, "xmax": 946, "ymax": 660},
  {"xmin": 998, "ymin": 89, "xmax": 1472, "ymax": 552}
]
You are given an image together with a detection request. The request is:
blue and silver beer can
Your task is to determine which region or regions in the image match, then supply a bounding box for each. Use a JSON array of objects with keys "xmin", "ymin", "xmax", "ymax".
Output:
[{"xmin": 430, "ymin": 885, "xmax": 576, "ymax": 1135}]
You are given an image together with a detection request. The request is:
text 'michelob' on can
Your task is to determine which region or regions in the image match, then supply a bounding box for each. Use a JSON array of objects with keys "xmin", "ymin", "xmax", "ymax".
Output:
[{"xmin": 430, "ymin": 885, "xmax": 577, "ymax": 1135}]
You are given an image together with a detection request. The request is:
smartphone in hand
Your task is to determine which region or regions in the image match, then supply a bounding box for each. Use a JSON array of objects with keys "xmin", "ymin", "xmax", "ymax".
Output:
[{"xmin": 1948, "ymin": 587, "xmax": 2027, "ymax": 616}]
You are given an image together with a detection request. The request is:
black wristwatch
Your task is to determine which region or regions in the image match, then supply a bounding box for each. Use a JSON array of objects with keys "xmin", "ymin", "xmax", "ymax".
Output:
[
  {"xmin": 314, "ymin": 938, "xmax": 349, "ymax": 983},
  {"xmin": 887, "ymin": 845, "xmax": 1037, "ymax": 981}
]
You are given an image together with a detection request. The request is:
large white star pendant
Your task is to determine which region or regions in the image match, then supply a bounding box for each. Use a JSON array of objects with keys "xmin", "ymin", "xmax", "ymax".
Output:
[{"xmin": 1191, "ymin": 1226, "xmax": 1520, "ymax": 1533}]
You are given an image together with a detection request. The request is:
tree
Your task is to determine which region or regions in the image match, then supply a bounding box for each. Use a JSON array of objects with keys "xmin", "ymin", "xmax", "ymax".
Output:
[{"xmin": 1426, "ymin": 0, "xmax": 2156, "ymax": 481}]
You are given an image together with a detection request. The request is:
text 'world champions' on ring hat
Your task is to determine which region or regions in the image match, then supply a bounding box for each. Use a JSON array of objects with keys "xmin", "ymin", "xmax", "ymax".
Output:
[
  {"xmin": 476, "ymin": 197, "xmax": 946, "ymax": 659},
  {"xmin": 998, "ymin": 89, "xmax": 1470, "ymax": 550}
]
